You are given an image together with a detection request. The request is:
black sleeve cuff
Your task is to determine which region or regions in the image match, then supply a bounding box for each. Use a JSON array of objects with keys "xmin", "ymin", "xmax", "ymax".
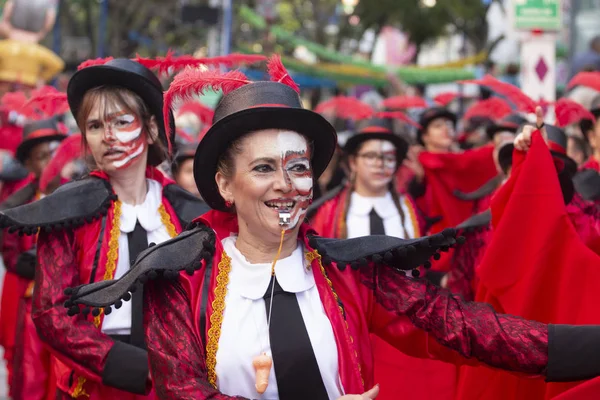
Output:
[
  {"xmin": 15, "ymin": 250, "xmax": 36, "ymax": 280},
  {"xmin": 546, "ymin": 324, "xmax": 600, "ymax": 382},
  {"xmin": 102, "ymin": 341, "xmax": 149, "ymax": 394}
]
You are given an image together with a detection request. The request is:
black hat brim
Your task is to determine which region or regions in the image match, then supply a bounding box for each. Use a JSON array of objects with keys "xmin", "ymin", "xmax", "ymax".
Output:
[
  {"xmin": 344, "ymin": 132, "xmax": 409, "ymax": 163},
  {"xmin": 194, "ymin": 107, "xmax": 337, "ymax": 211},
  {"xmin": 418, "ymin": 109, "xmax": 457, "ymax": 133},
  {"xmin": 497, "ymin": 143, "xmax": 577, "ymax": 179},
  {"xmin": 16, "ymin": 134, "xmax": 66, "ymax": 163},
  {"xmin": 486, "ymin": 125, "xmax": 518, "ymax": 140},
  {"xmin": 67, "ymin": 65, "xmax": 175, "ymax": 165}
]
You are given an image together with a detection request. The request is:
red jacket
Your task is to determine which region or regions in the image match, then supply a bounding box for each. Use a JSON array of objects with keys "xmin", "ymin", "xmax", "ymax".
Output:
[{"xmin": 32, "ymin": 168, "xmax": 200, "ymax": 399}]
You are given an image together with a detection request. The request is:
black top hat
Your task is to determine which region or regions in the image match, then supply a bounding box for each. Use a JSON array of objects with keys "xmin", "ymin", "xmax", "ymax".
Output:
[
  {"xmin": 486, "ymin": 113, "xmax": 528, "ymax": 140},
  {"xmin": 417, "ymin": 107, "xmax": 456, "ymax": 145},
  {"xmin": 193, "ymin": 81, "xmax": 337, "ymax": 211},
  {"xmin": 66, "ymin": 58, "xmax": 175, "ymax": 166},
  {"xmin": 344, "ymin": 117, "xmax": 409, "ymax": 163},
  {"xmin": 15, "ymin": 118, "xmax": 66, "ymax": 163}
]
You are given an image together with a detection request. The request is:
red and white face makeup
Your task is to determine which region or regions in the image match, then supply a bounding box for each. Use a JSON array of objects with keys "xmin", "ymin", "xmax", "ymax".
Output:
[
  {"xmin": 276, "ymin": 130, "xmax": 313, "ymax": 229},
  {"xmin": 221, "ymin": 129, "xmax": 313, "ymax": 241},
  {"xmin": 85, "ymin": 104, "xmax": 148, "ymax": 173}
]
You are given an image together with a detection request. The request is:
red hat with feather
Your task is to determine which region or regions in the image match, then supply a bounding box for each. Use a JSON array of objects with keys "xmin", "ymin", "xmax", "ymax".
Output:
[{"xmin": 163, "ymin": 55, "xmax": 336, "ymax": 210}]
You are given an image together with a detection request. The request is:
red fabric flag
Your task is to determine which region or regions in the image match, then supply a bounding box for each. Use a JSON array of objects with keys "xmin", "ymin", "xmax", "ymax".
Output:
[{"xmin": 456, "ymin": 132, "xmax": 600, "ymax": 400}]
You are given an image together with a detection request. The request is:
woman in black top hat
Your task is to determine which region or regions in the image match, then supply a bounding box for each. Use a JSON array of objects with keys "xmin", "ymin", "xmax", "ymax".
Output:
[
  {"xmin": 0, "ymin": 58, "xmax": 208, "ymax": 399},
  {"xmin": 60, "ymin": 57, "xmax": 600, "ymax": 400}
]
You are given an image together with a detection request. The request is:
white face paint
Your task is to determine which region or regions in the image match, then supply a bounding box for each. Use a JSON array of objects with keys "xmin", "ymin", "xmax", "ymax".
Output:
[
  {"xmin": 112, "ymin": 113, "xmax": 142, "ymax": 143},
  {"xmin": 276, "ymin": 130, "xmax": 313, "ymax": 229}
]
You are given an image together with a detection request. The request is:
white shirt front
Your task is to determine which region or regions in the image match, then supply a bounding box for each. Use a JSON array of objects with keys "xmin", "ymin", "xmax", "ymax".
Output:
[
  {"xmin": 346, "ymin": 191, "xmax": 417, "ymax": 239},
  {"xmin": 216, "ymin": 236, "xmax": 343, "ymax": 399},
  {"xmin": 101, "ymin": 179, "xmax": 172, "ymax": 335}
]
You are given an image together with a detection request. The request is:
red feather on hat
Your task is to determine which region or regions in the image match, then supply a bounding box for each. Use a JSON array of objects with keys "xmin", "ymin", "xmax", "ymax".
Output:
[
  {"xmin": 375, "ymin": 111, "xmax": 422, "ymax": 129},
  {"xmin": 134, "ymin": 51, "xmax": 267, "ymax": 76},
  {"xmin": 77, "ymin": 57, "xmax": 115, "ymax": 70},
  {"xmin": 22, "ymin": 86, "xmax": 69, "ymax": 118},
  {"xmin": 163, "ymin": 69, "xmax": 252, "ymax": 149},
  {"xmin": 433, "ymin": 92, "xmax": 458, "ymax": 106},
  {"xmin": 39, "ymin": 134, "xmax": 83, "ymax": 193},
  {"xmin": 176, "ymin": 101, "xmax": 214, "ymax": 125},
  {"xmin": 382, "ymin": 95, "xmax": 427, "ymax": 109},
  {"xmin": 463, "ymin": 97, "xmax": 512, "ymax": 121},
  {"xmin": 314, "ymin": 96, "xmax": 373, "ymax": 120},
  {"xmin": 554, "ymin": 97, "xmax": 596, "ymax": 127},
  {"xmin": 566, "ymin": 71, "xmax": 600, "ymax": 92},
  {"xmin": 267, "ymin": 55, "xmax": 300, "ymax": 93},
  {"xmin": 461, "ymin": 75, "xmax": 537, "ymax": 113}
]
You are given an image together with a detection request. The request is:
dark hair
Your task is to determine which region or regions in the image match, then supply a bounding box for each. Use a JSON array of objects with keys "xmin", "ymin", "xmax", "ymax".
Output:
[
  {"xmin": 569, "ymin": 135, "xmax": 590, "ymax": 160},
  {"xmin": 77, "ymin": 86, "xmax": 168, "ymax": 166}
]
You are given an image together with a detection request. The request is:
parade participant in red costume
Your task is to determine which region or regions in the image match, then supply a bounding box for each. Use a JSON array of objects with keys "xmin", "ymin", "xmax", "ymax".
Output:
[
  {"xmin": 0, "ymin": 58, "xmax": 209, "ymax": 399},
  {"xmin": 452, "ymin": 113, "xmax": 528, "ymax": 217},
  {"xmin": 62, "ymin": 56, "xmax": 600, "ymax": 400},
  {"xmin": 456, "ymin": 110, "xmax": 600, "ymax": 400},
  {"xmin": 0, "ymin": 118, "xmax": 65, "ymax": 398},
  {"xmin": 309, "ymin": 116, "xmax": 455, "ymax": 400},
  {"xmin": 408, "ymin": 107, "xmax": 498, "ymax": 236},
  {"xmin": 310, "ymin": 116, "xmax": 423, "ymax": 240}
]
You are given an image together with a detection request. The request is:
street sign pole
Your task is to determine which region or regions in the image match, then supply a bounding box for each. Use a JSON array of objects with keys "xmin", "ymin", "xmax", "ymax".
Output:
[{"xmin": 511, "ymin": 0, "xmax": 562, "ymax": 118}]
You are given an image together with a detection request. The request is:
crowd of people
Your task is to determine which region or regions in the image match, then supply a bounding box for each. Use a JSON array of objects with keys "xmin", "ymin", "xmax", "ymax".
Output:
[{"xmin": 0, "ymin": 42, "xmax": 599, "ymax": 400}]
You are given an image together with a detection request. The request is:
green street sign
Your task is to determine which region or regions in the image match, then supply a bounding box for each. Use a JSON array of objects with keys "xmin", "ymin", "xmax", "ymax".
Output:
[{"xmin": 514, "ymin": 0, "xmax": 561, "ymax": 31}]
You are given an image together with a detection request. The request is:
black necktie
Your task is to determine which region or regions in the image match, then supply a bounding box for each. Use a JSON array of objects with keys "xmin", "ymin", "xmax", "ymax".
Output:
[
  {"xmin": 263, "ymin": 276, "xmax": 329, "ymax": 400},
  {"xmin": 127, "ymin": 221, "xmax": 148, "ymax": 349},
  {"xmin": 369, "ymin": 207, "xmax": 386, "ymax": 235}
]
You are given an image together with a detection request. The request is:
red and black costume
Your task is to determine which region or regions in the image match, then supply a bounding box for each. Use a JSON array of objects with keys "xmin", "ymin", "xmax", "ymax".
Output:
[
  {"xmin": 0, "ymin": 58, "xmax": 210, "ymax": 399},
  {"xmin": 456, "ymin": 131, "xmax": 600, "ymax": 399},
  {"xmin": 0, "ymin": 117, "xmax": 66, "ymax": 399},
  {"xmin": 62, "ymin": 63, "xmax": 600, "ymax": 400}
]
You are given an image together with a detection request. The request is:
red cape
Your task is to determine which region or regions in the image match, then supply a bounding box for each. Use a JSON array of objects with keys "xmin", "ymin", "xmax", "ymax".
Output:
[
  {"xmin": 418, "ymin": 146, "xmax": 497, "ymax": 234},
  {"xmin": 457, "ymin": 132, "xmax": 600, "ymax": 400}
]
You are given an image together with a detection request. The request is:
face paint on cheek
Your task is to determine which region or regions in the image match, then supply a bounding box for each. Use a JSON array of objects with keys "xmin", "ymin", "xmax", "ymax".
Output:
[
  {"xmin": 380, "ymin": 141, "xmax": 397, "ymax": 172},
  {"xmin": 111, "ymin": 136, "xmax": 146, "ymax": 169},
  {"xmin": 276, "ymin": 131, "xmax": 313, "ymax": 229},
  {"xmin": 113, "ymin": 114, "xmax": 143, "ymax": 143}
]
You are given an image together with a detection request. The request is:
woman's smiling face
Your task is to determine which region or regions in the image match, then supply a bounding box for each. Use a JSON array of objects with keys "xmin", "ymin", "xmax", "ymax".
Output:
[{"xmin": 215, "ymin": 129, "xmax": 313, "ymax": 239}]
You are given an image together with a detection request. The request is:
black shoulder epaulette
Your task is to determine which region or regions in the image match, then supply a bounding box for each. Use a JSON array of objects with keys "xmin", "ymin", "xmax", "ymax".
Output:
[
  {"xmin": 307, "ymin": 228, "xmax": 464, "ymax": 275},
  {"xmin": 456, "ymin": 209, "xmax": 492, "ymax": 233},
  {"xmin": 453, "ymin": 175, "xmax": 502, "ymax": 201},
  {"xmin": 163, "ymin": 184, "xmax": 211, "ymax": 227},
  {"xmin": 574, "ymin": 169, "xmax": 600, "ymax": 202},
  {"xmin": 0, "ymin": 178, "xmax": 116, "ymax": 235},
  {"xmin": 306, "ymin": 184, "xmax": 345, "ymax": 220},
  {"xmin": 64, "ymin": 223, "xmax": 216, "ymax": 315},
  {"xmin": 0, "ymin": 182, "xmax": 38, "ymax": 211}
]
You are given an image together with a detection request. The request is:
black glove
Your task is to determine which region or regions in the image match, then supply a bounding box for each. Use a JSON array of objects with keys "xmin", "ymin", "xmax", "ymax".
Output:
[{"xmin": 15, "ymin": 249, "xmax": 37, "ymax": 280}]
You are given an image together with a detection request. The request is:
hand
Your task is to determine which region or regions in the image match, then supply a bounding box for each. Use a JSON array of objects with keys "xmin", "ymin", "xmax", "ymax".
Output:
[
  {"xmin": 404, "ymin": 145, "xmax": 425, "ymax": 181},
  {"xmin": 337, "ymin": 384, "xmax": 380, "ymax": 399},
  {"xmin": 513, "ymin": 106, "xmax": 548, "ymax": 152}
]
